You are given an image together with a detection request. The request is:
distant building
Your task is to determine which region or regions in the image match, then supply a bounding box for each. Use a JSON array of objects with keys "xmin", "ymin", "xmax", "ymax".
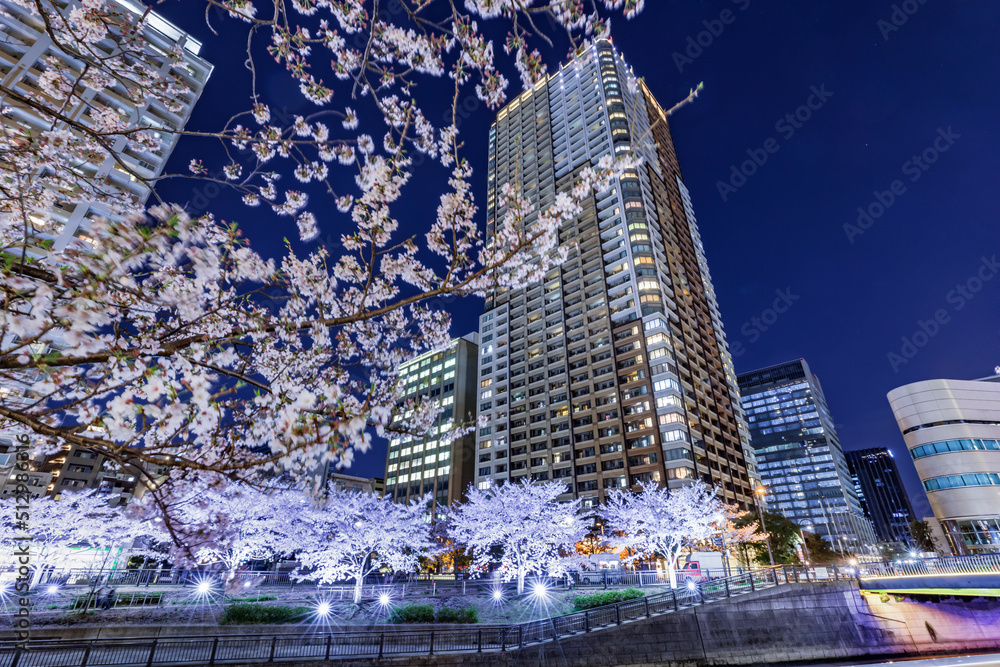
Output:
[
  {"xmin": 738, "ymin": 359, "xmax": 876, "ymax": 553},
  {"xmin": 0, "ymin": 439, "xmax": 50, "ymax": 500},
  {"xmin": 888, "ymin": 374, "xmax": 1000, "ymax": 554},
  {"xmin": 384, "ymin": 334, "xmax": 479, "ymax": 516},
  {"xmin": 327, "ymin": 472, "xmax": 376, "ymax": 494},
  {"xmin": 845, "ymin": 448, "xmax": 915, "ymax": 544}
]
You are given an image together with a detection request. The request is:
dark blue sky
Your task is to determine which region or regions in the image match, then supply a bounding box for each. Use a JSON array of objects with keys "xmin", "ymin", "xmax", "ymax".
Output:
[{"xmin": 157, "ymin": 0, "xmax": 1000, "ymax": 519}]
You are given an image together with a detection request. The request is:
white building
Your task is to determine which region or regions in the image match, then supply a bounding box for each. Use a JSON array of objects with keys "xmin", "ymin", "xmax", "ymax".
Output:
[
  {"xmin": 888, "ymin": 375, "xmax": 1000, "ymax": 554},
  {"xmin": 0, "ymin": 0, "xmax": 211, "ymax": 502},
  {"xmin": 0, "ymin": 0, "xmax": 212, "ymax": 250}
]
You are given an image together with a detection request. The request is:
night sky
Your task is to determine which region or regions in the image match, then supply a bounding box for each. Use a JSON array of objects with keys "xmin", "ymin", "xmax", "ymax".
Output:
[{"xmin": 154, "ymin": 0, "xmax": 1000, "ymax": 520}]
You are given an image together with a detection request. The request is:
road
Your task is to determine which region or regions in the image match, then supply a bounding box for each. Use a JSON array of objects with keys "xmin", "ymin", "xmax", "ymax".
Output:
[{"xmin": 809, "ymin": 653, "xmax": 1000, "ymax": 667}]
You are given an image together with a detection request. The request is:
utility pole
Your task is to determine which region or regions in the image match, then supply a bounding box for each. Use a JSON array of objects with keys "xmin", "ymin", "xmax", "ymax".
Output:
[{"xmin": 755, "ymin": 487, "xmax": 775, "ymax": 567}]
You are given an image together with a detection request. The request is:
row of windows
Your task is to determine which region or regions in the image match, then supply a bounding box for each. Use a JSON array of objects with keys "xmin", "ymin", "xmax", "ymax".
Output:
[
  {"xmin": 924, "ymin": 473, "xmax": 1000, "ymax": 492},
  {"xmin": 910, "ymin": 438, "xmax": 1000, "ymax": 459}
]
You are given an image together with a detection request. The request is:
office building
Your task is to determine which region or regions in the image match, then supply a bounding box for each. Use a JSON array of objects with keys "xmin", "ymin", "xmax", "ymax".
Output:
[
  {"xmin": 888, "ymin": 374, "xmax": 1000, "ymax": 554},
  {"xmin": 738, "ymin": 359, "xmax": 876, "ymax": 552},
  {"xmin": 473, "ymin": 40, "xmax": 758, "ymax": 509},
  {"xmin": 845, "ymin": 447, "xmax": 915, "ymax": 545},
  {"xmin": 384, "ymin": 334, "xmax": 479, "ymax": 515},
  {"xmin": 0, "ymin": 0, "xmax": 212, "ymax": 250}
]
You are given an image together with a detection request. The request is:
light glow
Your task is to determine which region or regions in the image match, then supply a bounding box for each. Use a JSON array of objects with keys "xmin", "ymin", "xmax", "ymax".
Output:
[
  {"xmin": 316, "ymin": 601, "xmax": 331, "ymax": 617},
  {"xmin": 47, "ymin": 584, "xmax": 59, "ymax": 595},
  {"xmin": 531, "ymin": 582, "xmax": 549, "ymax": 599}
]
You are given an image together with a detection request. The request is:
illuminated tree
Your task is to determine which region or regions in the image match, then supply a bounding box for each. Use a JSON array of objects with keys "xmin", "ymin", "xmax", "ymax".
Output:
[
  {"xmin": 600, "ymin": 481, "xmax": 722, "ymax": 588},
  {"xmin": 292, "ymin": 485, "xmax": 433, "ymax": 603},
  {"xmin": 448, "ymin": 480, "xmax": 587, "ymax": 594}
]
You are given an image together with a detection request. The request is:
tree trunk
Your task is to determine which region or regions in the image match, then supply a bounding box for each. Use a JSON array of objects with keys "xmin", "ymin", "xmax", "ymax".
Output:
[
  {"xmin": 353, "ymin": 577, "xmax": 363, "ymax": 604},
  {"xmin": 667, "ymin": 561, "xmax": 677, "ymax": 589},
  {"xmin": 517, "ymin": 569, "xmax": 525, "ymax": 595}
]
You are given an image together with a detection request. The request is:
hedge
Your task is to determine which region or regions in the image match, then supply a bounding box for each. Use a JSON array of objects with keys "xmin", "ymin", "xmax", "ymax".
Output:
[
  {"xmin": 436, "ymin": 606, "xmax": 479, "ymax": 624},
  {"xmin": 571, "ymin": 587, "xmax": 645, "ymax": 611},
  {"xmin": 389, "ymin": 604, "xmax": 479, "ymax": 624},
  {"xmin": 220, "ymin": 602, "xmax": 311, "ymax": 625},
  {"xmin": 389, "ymin": 603, "xmax": 436, "ymax": 624}
]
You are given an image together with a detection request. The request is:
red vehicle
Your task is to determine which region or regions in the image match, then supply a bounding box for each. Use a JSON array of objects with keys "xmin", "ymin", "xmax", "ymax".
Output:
[{"xmin": 680, "ymin": 561, "xmax": 706, "ymax": 582}]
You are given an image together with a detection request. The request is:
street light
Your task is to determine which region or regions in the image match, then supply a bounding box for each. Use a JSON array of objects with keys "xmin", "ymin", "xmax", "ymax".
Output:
[{"xmin": 755, "ymin": 486, "xmax": 776, "ymax": 567}]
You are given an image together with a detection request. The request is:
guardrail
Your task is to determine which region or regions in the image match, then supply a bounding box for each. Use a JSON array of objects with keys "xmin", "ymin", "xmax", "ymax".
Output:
[
  {"xmin": 0, "ymin": 564, "xmax": 854, "ymax": 666},
  {"xmin": 857, "ymin": 553, "xmax": 1000, "ymax": 579}
]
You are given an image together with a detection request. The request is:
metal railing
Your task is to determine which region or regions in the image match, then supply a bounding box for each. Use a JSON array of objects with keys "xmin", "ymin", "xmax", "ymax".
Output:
[
  {"xmin": 857, "ymin": 553, "xmax": 1000, "ymax": 579},
  {"xmin": 0, "ymin": 564, "xmax": 854, "ymax": 666},
  {"xmin": 12, "ymin": 569, "xmax": 436, "ymax": 590}
]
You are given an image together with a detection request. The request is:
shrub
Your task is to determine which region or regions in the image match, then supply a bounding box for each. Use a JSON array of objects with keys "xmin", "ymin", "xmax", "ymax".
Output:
[
  {"xmin": 572, "ymin": 587, "xmax": 645, "ymax": 611},
  {"xmin": 389, "ymin": 603, "xmax": 436, "ymax": 624},
  {"xmin": 220, "ymin": 602, "xmax": 310, "ymax": 625},
  {"xmin": 436, "ymin": 606, "xmax": 479, "ymax": 624},
  {"xmin": 227, "ymin": 594, "xmax": 277, "ymax": 602}
]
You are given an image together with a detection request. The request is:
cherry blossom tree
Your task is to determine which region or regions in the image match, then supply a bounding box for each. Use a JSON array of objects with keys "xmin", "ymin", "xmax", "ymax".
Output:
[
  {"xmin": 291, "ymin": 484, "xmax": 433, "ymax": 603},
  {"xmin": 599, "ymin": 481, "xmax": 722, "ymax": 589},
  {"xmin": 140, "ymin": 483, "xmax": 306, "ymax": 582},
  {"xmin": 447, "ymin": 479, "xmax": 587, "ymax": 594},
  {"xmin": 0, "ymin": 0, "xmax": 658, "ymax": 546},
  {"xmin": 0, "ymin": 491, "xmax": 155, "ymax": 587}
]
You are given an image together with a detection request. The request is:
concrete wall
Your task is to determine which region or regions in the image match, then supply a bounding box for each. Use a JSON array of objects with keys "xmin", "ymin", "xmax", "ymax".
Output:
[{"xmin": 8, "ymin": 582, "xmax": 1000, "ymax": 666}]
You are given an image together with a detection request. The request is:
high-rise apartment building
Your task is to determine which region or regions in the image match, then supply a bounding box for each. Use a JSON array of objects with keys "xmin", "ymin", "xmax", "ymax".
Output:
[
  {"xmin": 845, "ymin": 447, "xmax": 915, "ymax": 545},
  {"xmin": 0, "ymin": 0, "xmax": 212, "ymax": 251},
  {"xmin": 384, "ymin": 334, "xmax": 479, "ymax": 516},
  {"xmin": 888, "ymin": 374, "xmax": 1000, "ymax": 554},
  {"xmin": 738, "ymin": 359, "xmax": 876, "ymax": 552},
  {"xmin": 0, "ymin": 0, "xmax": 211, "ymax": 504},
  {"xmin": 473, "ymin": 41, "xmax": 758, "ymax": 510}
]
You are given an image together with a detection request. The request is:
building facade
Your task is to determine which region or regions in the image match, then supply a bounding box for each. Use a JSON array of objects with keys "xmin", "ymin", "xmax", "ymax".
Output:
[
  {"xmin": 0, "ymin": 0, "xmax": 211, "ymax": 505},
  {"xmin": 888, "ymin": 375, "xmax": 1000, "ymax": 554},
  {"xmin": 845, "ymin": 447, "xmax": 915, "ymax": 545},
  {"xmin": 473, "ymin": 40, "xmax": 758, "ymax": 509},
  {"xmin": 738, "ymin": 359, "xmax": 876, "ymax": 552},
  {"xmin": 0, "ymin": 0, "xmax": 212, "ymax": 250},
  {"xmin": 384, "ymin": 334, "xmax": 479, "ymax": 516}
]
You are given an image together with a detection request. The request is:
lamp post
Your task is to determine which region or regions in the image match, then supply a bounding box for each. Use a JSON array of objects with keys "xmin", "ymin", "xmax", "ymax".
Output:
[{"xmin": 755, "ymin": 486, "xmax": 776, "ymax": 567}]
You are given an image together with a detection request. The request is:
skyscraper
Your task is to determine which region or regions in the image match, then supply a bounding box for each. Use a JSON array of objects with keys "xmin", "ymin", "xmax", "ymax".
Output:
[
  {"xmin": 845, "ymin": 448, "xmax": 915, "ymax": 545},
  {"xmin": 473, "ymin": 40, "xmax": 758, "ymax": 510},
  {"xmin": 738, "ymin": 359, "xmax": 876, "ymax": 552},
  {"xmin": 384, "ymin": 334, "xmax": 479, "ymax": 516},
  {"xmin": 888, "ymin": 374, "xmax": 1000, "ymax": 554}
]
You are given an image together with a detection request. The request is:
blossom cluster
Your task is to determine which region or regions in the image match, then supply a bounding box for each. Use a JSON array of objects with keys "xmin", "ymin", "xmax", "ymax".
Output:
[{"xmin": 0, "ymin": 0, "xmax": 648, "ymax": 525}]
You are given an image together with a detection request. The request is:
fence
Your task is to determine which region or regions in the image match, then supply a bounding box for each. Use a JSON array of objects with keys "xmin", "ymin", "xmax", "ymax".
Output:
[
  {"xmin": 0, "ymin": 564, "xmax": 855, "ymax": 666},
  {"xmin": 18, "ymin": 569, "xmax": 429, "ymax": 590},
  {"xmin": 857, "ymin": 553, "xmax": 1000, "ymax": 580}
]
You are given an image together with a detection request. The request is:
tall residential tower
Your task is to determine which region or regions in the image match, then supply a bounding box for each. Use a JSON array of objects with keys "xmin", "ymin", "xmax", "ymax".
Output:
[
  {"xmin": 473, "ymin": 41, "xmax": 758, "ymax": 509},
  {"xmin": 738, "ymin": 359, "xmax": 876, "ymax": 552}
]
